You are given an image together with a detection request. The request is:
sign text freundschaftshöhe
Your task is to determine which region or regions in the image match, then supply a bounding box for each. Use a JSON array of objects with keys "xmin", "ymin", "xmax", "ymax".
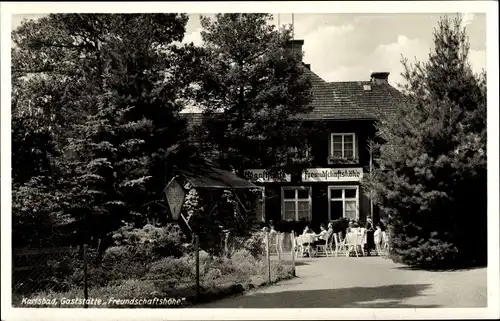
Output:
[
  {"xmin": 244, "ymin": 169, "xmax": 291, "ymax": 182},
  {"xmin": 302, "ymin": 168, "xmax": 363, "ymax": 182}
]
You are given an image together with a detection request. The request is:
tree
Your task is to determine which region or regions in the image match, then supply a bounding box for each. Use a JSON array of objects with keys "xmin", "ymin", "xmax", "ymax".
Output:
[
  {"xmin": 11, "ymin": 14, "xmax": 200, "ymax": 247},
  {"xmin": 193, "ymin": 14, "xmax": 314, "ymax": 176},
  {"xmin": 363, "ymin": 15, "xmax": 487, "ymax": 269}
]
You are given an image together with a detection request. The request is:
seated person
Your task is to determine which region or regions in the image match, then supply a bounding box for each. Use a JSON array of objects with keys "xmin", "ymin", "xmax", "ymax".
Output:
[
  {"xmin": 301, "ymin": 226, "xmax": 314, "ymax": 244},
  {"xmin": 301, "ymin": 226, "xmax": 314, "ymax": 256},
  {"xmin": 314, "ymin": 223, "xmax": 329, "ymax": 246},
  {"xmin": 327, "ymin": 222, "xmax": 334, "ymax": 235},
  {"xmin": 346, "ymin": 220, "xmax": 355, "ymax": 234},
  {"xmin": 269, "ymin": 220, "xmax": 278, "ymax": 234}
]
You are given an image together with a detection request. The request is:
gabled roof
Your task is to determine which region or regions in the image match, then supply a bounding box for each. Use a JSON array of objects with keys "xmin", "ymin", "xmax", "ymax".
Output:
[
  {"xmin": 180, "ymin": 66, "xmax": 406, "ymax": 125},
  {"xmin": 297, "ymin": 68, "xmax": 405, "ymax": 120}
]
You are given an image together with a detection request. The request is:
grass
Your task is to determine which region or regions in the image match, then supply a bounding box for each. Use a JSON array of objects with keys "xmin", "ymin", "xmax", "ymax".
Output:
[{"xmin": 13, "ymin": 251, "xmax": 296, "ymax": 308}]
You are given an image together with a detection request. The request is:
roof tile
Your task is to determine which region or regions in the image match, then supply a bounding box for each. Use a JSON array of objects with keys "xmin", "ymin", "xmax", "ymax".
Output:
[{"xmin": 181, "ymin": 66, "xmax": 406, "ymax": 126}]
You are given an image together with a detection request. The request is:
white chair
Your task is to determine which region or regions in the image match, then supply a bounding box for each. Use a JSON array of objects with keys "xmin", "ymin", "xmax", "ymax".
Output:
[
  {"xmin": 344, "ymin": 233, "xmax": 355, "ymax": 257},
  {"xmin": 294, "ymin": 235, "xmax": 303, "ymax": 259},
  {"xmin": 374, "ymin": 232, "xmax": 382, "ymax": 256},
  {"xmin": 345, "ymin": 232, "xmax": 363, "ymax": 257},
  {"xmin": 381, "ymin": 231, "xmax": 390, "ymax": 256},
  {"xmin": 326, "ymin": 232, "xmax": 335, "ymax": 256},
  {"xmin": 301, "ymin": 234, "xmax": 315, "ymax": 258},
  {"xmin": 268, "ymin": 231, "xmax": 282, "ymax": 255},
  {"xmin": 359, "ymin": 231, "xmax": 367, "ymax": 255},
  {"xmin": 333, "ymin": 232, "xmax": 345, "ymax": 257},
  {"xmin": 315, "ymin": 233, "xmax": 331, "ymax": 257}
]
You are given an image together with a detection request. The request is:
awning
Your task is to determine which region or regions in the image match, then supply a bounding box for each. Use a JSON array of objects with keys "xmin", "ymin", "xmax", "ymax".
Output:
[{"xmin": 177, "ymin": 163, "xmax": 258, "ymax": 190}]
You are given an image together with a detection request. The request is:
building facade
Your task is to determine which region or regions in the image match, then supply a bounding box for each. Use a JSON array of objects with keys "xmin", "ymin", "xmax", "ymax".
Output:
[{"xmin": 184, "ymin": 39, "xmax": 404, "ymax": 226}]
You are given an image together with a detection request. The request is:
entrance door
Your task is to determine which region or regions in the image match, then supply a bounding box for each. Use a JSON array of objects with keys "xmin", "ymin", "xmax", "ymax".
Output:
[{"xmin": 328, "ymin": 186, "xmax": 359, "ymax": 220}]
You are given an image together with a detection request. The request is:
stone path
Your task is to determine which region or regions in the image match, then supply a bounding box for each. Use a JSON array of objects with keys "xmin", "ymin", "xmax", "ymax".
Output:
[{"xmin": 198, "ymin": 255, "xmax": 487, "ymax": 308}]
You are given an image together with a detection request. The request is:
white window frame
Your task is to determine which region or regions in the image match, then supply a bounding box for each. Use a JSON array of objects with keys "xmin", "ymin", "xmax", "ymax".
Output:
[
  {"xmin": 328, "ymin": 185, "xmax": 359, "ymax": 220},
  {"xmin": 330, "ymin": 133, "xmax": 356, "ymax": 159},
  {"xmin": 281, "ymin": 186, "xmax": 312, "ymax": 221}
]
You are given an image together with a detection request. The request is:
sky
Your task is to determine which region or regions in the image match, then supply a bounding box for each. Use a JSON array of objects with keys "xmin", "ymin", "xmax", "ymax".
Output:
[
  {"xmin": 11, "ymin": 12, "xmax": 486, "ymax": 88},
  {"xmin": 183, "ymin": 13, "xmax": 486, "ymax": 87}
]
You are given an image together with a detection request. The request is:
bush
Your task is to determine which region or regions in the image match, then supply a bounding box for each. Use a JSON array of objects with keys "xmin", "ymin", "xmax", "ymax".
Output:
[
  {"xmin": 330, "ymin": 218, "xmax": 349, "ymax": 234},
  {"xmin": 242, "ymin": 233, "xmax": 266, "ymax": 259},
  {"xmin": 111, "ymin": 223, "xmax": 188, "ymax": 259},
  {"xmin": 146, "ymin": 256, "xmax": 195, "ymax": 283},
  {"xmin": 273, "ymin": 219, "xmax": 309, "ymax": 234},
  {"xmin": 16, "ymin": 246, "xmax": 296, "ymax": 308}
]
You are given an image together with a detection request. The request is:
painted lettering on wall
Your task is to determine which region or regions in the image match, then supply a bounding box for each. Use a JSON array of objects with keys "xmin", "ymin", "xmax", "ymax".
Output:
[
  {"xmin": 243, "ymin": 169, "xmax": 291, "ymax": 182},
  {"xmin": 302, "ymin": 168, "xmax": 363, "ymax": 182}
]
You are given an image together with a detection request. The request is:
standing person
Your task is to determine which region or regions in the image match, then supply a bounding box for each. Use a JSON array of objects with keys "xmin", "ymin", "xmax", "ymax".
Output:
[
  {"xmin": 374, "ymin": 224, "xmax": 383, "ymax": 255},
  {"xmin": 364, "ymin": 217, "xmax": 375, "ymax": 256}
]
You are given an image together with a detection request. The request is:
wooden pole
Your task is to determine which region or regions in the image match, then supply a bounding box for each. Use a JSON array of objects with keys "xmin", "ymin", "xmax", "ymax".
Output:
[
  {"xmin": 265, "ymin": 230, "xmax": 271, "ymax": 284},
  {"xmin": 83, "ymin": 209, "xmax": 89, "ymax": 309},
  {"xmin": 291, "ymin": 232, "xmax": 296, "ymax": 277},
  {"xmin": 277, "ymin": 233, "xmax": 281, "ymax": 262},
  {"xmin": 83, "ymin": 243, "xmax": 88, "ymax": 308},
  {"xmin": 195, "ymin": 233, "xmax": 200, "ymax": 301}
]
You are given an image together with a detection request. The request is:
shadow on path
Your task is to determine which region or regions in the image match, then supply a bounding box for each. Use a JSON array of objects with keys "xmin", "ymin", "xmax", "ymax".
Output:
[
  {"xmin": 393, "ymin": 265, "xmax": 486, "ymax": 273},
  {"xmin": 200, "ymin": 284, "xmax": 439, "ymax": 308}
]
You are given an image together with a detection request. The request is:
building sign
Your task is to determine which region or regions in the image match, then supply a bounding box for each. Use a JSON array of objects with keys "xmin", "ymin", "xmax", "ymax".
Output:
[
  {"xmin": 302, "ymin": 168, "xmax": 363, "ymax": 182},
  {"xmin": 164, "ymin": 178, "xmax": 186, "ymax": 220},
  {"xmin": 243, "ymin": 169, "xmax": 291, "ymax": 183}
]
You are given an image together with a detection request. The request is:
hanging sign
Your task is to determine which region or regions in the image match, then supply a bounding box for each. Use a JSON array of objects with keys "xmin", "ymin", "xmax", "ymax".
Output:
[
  {"xmin": 243, "ymin": 169, "xmax": 291, "ymax": 183},
  {"xmin": 164, "ymin": 178, "xmax": 186, "ymax": 220},
  {"xmin": 302, "ymin": 168, "xmax": 363, "ymax": 182}
]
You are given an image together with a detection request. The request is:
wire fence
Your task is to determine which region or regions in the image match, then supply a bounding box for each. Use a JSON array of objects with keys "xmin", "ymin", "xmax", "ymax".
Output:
[{"xmin": 12, "ymin": 230, "xmax": 297, "ymax": 308}]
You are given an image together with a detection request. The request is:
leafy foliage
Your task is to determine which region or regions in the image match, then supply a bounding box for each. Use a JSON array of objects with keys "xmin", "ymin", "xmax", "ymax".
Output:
[
  {"xmin": 363, "ymin": 16, "xmax": 487, "ymax": 269},
  {"xmin": 11, "ymin": 14, "xmax": 200, "ymax": 247},
  {"xmin": 192, "ymin": 14, "xmax": 314, "ymax": 175}
]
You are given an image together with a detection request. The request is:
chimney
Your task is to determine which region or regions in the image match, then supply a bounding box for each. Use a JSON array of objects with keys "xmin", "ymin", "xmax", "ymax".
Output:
[
  {"xmin": 285, "ymin": 39, "xmax": 304, "ymax": 61},
  {"xmin": 370, "ymin": 72, "xmax": 390, "ymax": 85}
]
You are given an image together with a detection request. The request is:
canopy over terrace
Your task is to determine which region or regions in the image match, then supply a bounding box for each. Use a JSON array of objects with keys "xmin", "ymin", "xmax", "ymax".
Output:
[
  {"xmin": 171, "ymin": 162, "xmax": 262, "ymax": 237},
  {"xmin": 176, "ymin": 163, "xmax": 257, "ymax": 190}
]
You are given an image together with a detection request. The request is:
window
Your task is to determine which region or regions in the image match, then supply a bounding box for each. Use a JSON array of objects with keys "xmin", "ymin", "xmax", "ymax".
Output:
[
  {"xmin": 281, "ymin": 186, "xmax": 311, "ymax": 221},
  {"xmin": 330, "ymin": 133, "xmax": 356, "ymax": 159},
  {"xmin": 328, "ymin": 186, "xmax": 359, "ymax": 220},
  {"xmin": 288, "ymin": 143, "xmax": 311, "ymax": 158}
]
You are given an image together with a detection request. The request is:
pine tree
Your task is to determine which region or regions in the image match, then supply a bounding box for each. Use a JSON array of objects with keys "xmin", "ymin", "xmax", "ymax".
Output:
[
  {"xmin": 193, "ymin": 14, "xmax": 314, "ymax": 175},
  {"xmin": 364, "ymin": 15, "xmax": 487, "ymax": 269},
  {"xmin": 11, "ymin": 14, "xmax": 198, "ymax": 247}
]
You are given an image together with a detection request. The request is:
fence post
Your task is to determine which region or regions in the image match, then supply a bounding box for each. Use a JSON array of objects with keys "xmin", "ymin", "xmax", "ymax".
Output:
[
  {"xmin": 83, "ymin": 243, "xmax": 88, "ymax": 308},
  {"xmin": 265, "ymin": 230, "xmax": 271, "ymax": 284},
  {"xmin": 195, "ymin": 233, "xmax": 200, "ymax": 301},
  {"xmin": 277, "ymin": 233, "xmax": 281, "ymax": 262},
  {"xmin": 290, "ymin": 232, "xmax": 296, "ymax": 277}
]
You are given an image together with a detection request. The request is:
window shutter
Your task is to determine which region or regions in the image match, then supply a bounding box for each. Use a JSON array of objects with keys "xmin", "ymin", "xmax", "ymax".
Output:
[
  {"xmin": 355, "ymin": 134, "xmax": 359, "ymax": 160},
  {"xmin": 328, "ymin": 134, "xmax": 332, "ymax": 156}
]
